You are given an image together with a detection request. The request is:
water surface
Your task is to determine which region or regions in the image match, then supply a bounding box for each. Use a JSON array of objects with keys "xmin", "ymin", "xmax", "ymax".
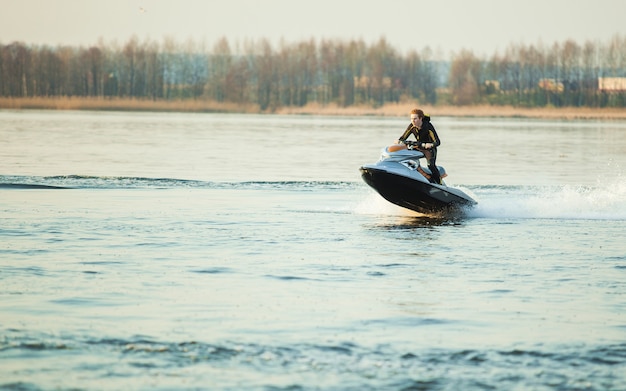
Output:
[{"xmin": 1, "ymin": 110, "xmax": 625, "ymax": 390}]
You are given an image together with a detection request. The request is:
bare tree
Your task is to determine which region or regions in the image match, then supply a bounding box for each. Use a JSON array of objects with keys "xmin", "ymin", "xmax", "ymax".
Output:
[{"xmin": 449, "ymin": 50, "xmax": 482, "ymax": 105}]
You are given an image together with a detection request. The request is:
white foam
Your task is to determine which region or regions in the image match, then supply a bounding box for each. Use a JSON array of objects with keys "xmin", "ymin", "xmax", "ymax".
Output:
[{"xmin": 468, "ymin": 179, "xmax": 626, "ymax": 220}]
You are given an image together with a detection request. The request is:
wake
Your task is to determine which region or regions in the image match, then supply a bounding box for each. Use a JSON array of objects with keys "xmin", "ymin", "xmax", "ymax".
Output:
[
  {"xmin": 355, "ymin": 179, "xmax": 626, "ymax": 221},
  {"xmin": 467, "ymin": 180, "xmax": 626, "ymax": 220}
]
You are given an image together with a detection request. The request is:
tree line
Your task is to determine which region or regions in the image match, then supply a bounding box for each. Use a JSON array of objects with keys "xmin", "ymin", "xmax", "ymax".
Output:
[{"xmin": 1, "ymin": 35, "xmax": 624, "ymax": 110}]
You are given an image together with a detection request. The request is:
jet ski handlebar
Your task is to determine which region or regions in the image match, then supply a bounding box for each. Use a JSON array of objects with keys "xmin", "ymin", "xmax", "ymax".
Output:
[{"xmin": 402, "ymin": 140, "xmax": 421, "ymax": 149}]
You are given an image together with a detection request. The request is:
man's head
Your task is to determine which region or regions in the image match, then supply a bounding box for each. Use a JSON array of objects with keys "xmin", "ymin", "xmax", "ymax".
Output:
[{"xmin": 410, "ymin": 108, "xmax": 424, "ymax": 127}]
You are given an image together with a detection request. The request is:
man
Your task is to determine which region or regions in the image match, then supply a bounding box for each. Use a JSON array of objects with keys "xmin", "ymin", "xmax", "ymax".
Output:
[{"xmin": 397, "ymin": 108, "xmax": 442, "ymax": 184}]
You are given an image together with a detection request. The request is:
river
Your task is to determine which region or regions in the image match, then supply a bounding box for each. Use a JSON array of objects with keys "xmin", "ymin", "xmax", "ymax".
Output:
[{"xmin": 1, "ymin": 110, "xmax": 625, "ymax": 390}]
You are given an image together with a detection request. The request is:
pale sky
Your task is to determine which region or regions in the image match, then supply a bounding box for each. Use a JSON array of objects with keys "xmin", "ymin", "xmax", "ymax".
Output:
[{"xmin": 0, "ymin": 0, "xmax": 624, "ymax": 56}]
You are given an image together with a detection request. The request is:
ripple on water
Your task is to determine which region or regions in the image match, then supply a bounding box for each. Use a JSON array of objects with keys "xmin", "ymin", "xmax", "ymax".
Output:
[{"xmin": 3, "ymin": 334, "xmax": 625, "ymax": 390}]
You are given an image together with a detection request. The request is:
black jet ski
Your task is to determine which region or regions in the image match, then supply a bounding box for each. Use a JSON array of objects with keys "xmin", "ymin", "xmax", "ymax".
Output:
[{"xmin": 360, "ymin": 142, "xmax": 476, "ymax": 214}]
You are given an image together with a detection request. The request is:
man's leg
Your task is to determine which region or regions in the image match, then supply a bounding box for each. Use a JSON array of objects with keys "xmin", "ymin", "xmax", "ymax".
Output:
[
  {"xmin": 429, "ymin": 159, "xmax": 441, "ymax": 184},
  {"xmin": 426, "ymin": 149, "xmax": 440, "ymax": 184}
]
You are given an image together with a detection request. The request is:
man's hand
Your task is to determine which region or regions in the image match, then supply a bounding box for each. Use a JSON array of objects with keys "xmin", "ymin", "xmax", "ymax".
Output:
[{"xmin": 422, "ymin": 143, "xmax": 434, "ymax": 149}]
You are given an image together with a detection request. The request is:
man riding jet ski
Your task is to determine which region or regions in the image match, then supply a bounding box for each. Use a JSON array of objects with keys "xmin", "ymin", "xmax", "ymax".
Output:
[
  {"xmin": 360, "ymin": 142, "xmax": 476, "ymax": 214},
  {"xmin": 360, "ymin": 109, "xmax": 476, "ymax": 214},
  {"xmin": 397, "ymin": 109, "xmax": 442, "ymax": 184}
]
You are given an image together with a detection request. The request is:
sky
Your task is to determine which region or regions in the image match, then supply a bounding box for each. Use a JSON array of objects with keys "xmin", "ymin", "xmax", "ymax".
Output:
[{"xmin": 0, "ymin": 0, "xmax": 624, "ymax": 57}]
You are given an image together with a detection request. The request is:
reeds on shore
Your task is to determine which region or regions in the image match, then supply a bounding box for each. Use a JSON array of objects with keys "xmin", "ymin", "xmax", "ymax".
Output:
[
  {"xmin": 1, "ymin": 97, "xmax": 625, "ymax": 120},
  {"xmin": 0, "ymin": 97, "xmax": 260, "ymax": 114}
]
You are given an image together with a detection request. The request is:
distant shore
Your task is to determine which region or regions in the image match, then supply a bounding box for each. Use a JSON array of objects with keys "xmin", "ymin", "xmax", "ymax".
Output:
[
  {"xmin": 1, "ymin": 97, "xmax": 625, "ymax": 120},
  {"xmin": 276, "ymin": 103, "xmax": 626, "ymax": 120}
]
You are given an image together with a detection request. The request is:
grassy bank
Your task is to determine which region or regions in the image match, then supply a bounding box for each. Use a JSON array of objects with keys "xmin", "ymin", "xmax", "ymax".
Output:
[{"xmin": 1, "ymin": 97, "xmax": 625, "ymax": 120}]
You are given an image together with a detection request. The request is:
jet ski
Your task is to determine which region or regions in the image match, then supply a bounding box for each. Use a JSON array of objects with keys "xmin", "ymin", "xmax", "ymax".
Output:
[{"xmin": 360, "ymin": 142, "xmax": 477, "ymax": 214}]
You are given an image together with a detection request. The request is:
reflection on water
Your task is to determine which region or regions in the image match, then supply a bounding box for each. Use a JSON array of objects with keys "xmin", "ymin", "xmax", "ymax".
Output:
[{"xmin": 367, "ymin": 215, "xmax": 467, "ymax": 230}]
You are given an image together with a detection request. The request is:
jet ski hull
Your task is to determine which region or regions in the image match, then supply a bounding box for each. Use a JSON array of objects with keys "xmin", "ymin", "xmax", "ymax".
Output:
[{"xmin": 360, "ymin": 166, "xmax": 476, "ymax": 214}]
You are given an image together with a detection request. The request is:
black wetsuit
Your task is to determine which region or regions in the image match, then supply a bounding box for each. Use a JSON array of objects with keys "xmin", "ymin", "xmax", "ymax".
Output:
[{"xmin": 398, "ymin": 116, "xmax": 442, "ymax": 184}]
